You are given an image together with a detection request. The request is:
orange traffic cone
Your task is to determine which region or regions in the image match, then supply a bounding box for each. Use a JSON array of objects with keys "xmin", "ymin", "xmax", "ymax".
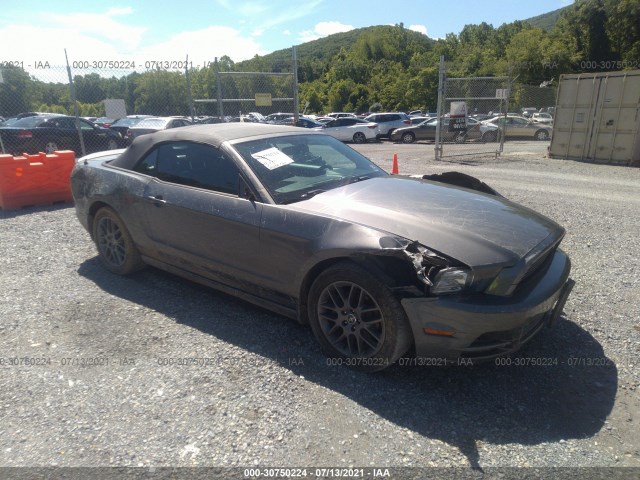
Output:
[{"xmin": 392, "ymin": 153, "xmax": 399, "ymax": 174}]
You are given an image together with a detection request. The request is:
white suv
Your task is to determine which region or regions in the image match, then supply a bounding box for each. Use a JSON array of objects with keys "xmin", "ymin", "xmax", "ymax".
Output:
[{"xmin": 364, "ymin": 112, "xmax": 411, "ymax": 139}]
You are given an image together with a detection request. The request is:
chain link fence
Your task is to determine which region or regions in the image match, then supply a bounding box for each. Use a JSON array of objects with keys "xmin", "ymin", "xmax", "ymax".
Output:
[
  {"xmin": 435, "ymin": 58, "xmax": 558, "ymax": 160},
  {"xmin": 436, "ymin": 75, "xmax": 510, "ymax": 159},
  {"xmin": 0, "ymin": 51, "xmax": 297, "ymax": 157}
]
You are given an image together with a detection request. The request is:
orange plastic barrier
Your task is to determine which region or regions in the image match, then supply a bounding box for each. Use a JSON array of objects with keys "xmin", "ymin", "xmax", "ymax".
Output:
[{"xmin": 0, "ymin": 150, "xmax": 75, "ymax": 209}]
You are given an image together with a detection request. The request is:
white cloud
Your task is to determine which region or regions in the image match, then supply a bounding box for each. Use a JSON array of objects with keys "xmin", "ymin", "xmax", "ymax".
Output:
[
  {"xmin": 408, "ymin": 24, "xmax": 428, "ymax": 36},
  {"xmin": 45, "ymin": 8, "xmax": 146, "ymax": 51},
  {"xmin": 139, "ymin": 27, "xmax": 266, "ymax": 65},
  {"xmin": 0, "ymin": 10, "xmax": 265, "ymax": 81},
  {"xmin": 299, "ymin": 21, "xmax": 354, "ymax": 43}
]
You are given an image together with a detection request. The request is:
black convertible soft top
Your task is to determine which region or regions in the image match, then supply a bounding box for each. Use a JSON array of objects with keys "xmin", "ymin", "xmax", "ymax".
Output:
[{"xmin": 109, "ymin": 123, "xmax": 311, "ymax": 170}]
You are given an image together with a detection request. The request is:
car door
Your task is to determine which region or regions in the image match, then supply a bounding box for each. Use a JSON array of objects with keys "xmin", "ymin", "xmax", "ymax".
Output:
[
  {"xmin": 77, "ymin": 118, "xmax": 111, "ymax": 152},
  {"xmin": 44, "ymin": 117, "xmax": 80, "ymax": 151},
  {"xmin": 416, "ymin": 119, "xmax": 437, "ymax": 141},
  {"xmin": 323, "ymin": 118, "xmax": 349, "ymax": 141},
  {"xmin": 135, "ymin": 141, "xmax": 264, "ymax": 291},
  {"xmin": 508, "ymin": 117, "xmax": 531, "ymax": 138}
]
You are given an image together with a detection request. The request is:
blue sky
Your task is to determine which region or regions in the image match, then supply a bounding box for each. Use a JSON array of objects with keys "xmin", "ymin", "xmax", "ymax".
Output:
[{"xmin": 2, "ymin": 0, "xmax": 574, "ymax": 69}]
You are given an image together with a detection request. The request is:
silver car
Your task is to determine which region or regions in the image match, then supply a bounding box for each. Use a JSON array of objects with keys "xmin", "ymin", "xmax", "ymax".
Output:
[{"xmin": 484, "ymin": 115, "xmax": 553, "ymax": 141}]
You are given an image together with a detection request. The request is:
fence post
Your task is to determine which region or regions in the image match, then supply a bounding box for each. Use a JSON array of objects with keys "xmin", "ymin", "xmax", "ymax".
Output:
[
  {"xmin": 64, "ymin": 49, "xmax": 86, "ymax": 157},
  {"xmin": 185, "ymin": 55, "xmax": 195, "ymax": 121},
  {"xmin": 435, "ymin": 55, "xmax": 445, "ymax": 161},
  {"xmin": 292, "ymin": 46, "xmax": 299, "ymax": 123},
  {"xmin": 215, "ymin": 57, "xmax": 224, "ymax": 118}
]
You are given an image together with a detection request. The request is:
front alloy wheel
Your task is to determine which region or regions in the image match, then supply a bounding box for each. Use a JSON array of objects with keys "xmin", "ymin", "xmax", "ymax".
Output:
[
  {"xmin": 317, "ymin": 281, "xmax": 385, "ymax": 358},
  {"xmin": 308, "ymin": 262, "xmax": 413, "ymax": 371},
  {"xmin": 401, "ymin": 132, "xmax": 415, "ymax": 144}
]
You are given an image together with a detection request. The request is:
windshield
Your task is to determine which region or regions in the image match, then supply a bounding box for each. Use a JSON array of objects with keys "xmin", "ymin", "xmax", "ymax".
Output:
[
  {"xmin": 232, "ymin": 134, "xmax": 386, "ymax": 204},
  {"xmin": 8, "ymin": 116, "xmax": 52, "ymax": 128},
  {"xmin": 112, "ymin": 117, "xmax": 145, "ymax": 127}
]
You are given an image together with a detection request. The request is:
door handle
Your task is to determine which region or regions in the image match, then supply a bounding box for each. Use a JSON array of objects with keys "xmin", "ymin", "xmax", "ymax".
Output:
[{"xmin": 146, "ymin": 195, "xmax": 166, "ymax": 206}]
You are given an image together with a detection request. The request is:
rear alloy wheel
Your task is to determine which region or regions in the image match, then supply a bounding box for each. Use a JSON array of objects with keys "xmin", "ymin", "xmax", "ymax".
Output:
[
  {"xmin": 44, "ymin": 140, "xmax": 59, "ymax": 154},
  {"xmin": 454, "ymin": 132, "xmax": 467, "ymax": 143},
  {"xmin": 92, "ymin": 207, "xmax": 144, "ymax": 275},
  {"xmin": 535, "ymin": 129, "xmax": 550, "ymax": 141},
  {"xmin": 308, "ymin": 262, "xmax": 413, "ymax": 372},
  {"xmin": 352, "ymin": 132, "xmax": 367, "ymax": 143},
  {"xmin": 401, "ymin": 132, "xmax": 416, "ymax": 144},
  {"xmin": 482, "ymin": 131, "xmax": 497, "ymax": 142}
]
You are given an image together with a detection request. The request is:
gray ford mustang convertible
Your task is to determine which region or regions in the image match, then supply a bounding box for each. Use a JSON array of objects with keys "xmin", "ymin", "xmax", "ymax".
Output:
[{"xmin": 71, "ymin": 123, "xmax": 574, "ymax": 371}]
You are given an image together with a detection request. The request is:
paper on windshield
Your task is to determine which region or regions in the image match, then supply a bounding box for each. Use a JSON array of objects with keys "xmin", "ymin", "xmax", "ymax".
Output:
[{"xmin": 251, "ymin": 147, "xmax": 294, "ymax": 170}]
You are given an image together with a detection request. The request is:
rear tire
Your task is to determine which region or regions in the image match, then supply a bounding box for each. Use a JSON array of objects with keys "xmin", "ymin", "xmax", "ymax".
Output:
[
  {"xmin": 535, "ymin": 129, "xmax": 550, "ymax": 141},
  {"xmin": 352, "ymin": 132, "xmax": 367, "ymax": 144},
  {"xmin": 308, "ymin": 262, "xmax": 413, "ymax": 372},
  {"xmin": 482, "ymin": 131, "xmax": 497, "ymax": 142},
  {"xmin": 92, "ymin": 207, "xmax": 145, "ymax": 275},
  {"xmin": 43, "ymin": 140, "xmax": 59, "ymax": 154}
]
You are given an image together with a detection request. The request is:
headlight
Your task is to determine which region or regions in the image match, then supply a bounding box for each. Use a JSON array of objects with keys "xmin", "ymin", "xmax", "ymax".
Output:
[{"xmin": 431, "ymin": 268, "xmax": 471, "ymax": 295}]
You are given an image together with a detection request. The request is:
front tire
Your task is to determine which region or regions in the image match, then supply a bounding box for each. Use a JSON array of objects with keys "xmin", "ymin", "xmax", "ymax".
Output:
[
  {"xmin": 401, "ymin": 132, "xmax": 415, "ymax": 144},
  {"xmin": 308, "ymin": 262, "xmax": 413, "ymax": 372},
  {"xmin": 92, "ymin": 207, "xmax": 145, "ymax": 275}
]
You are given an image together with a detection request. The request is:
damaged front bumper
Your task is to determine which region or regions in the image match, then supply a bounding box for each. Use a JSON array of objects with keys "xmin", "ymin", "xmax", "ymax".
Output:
[{"xmin": 400, "ymin": 248, "xmax": 573, "ymax": 362}]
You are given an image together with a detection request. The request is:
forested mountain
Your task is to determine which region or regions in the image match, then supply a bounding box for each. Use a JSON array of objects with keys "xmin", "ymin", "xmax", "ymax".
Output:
[
  {"xmin": 1, "ymin": 0, "xmax": 638, "ymax": 117},
  {"xmin": 524, "ymin": 7, "xmax": 569, "ymax": 31}
]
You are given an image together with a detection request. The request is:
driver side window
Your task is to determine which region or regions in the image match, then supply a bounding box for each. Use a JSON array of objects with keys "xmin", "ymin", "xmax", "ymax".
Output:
[{"xmin": 134, "ymin": 142, "xmax": 240, "ymax": 195}]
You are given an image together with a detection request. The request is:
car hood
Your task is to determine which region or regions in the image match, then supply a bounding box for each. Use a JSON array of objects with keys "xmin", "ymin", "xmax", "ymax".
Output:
[{"xmin": 289, "ymin": 176, "xmax": 564, "ymax": 267}]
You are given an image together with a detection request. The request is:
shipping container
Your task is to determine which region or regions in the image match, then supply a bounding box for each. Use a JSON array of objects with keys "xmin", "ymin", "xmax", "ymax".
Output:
[{"xmin": 549, "ymin": 70, "xmax": 640, "ymax": 167}]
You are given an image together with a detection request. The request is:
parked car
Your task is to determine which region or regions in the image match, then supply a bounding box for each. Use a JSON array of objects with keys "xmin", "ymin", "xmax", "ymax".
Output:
[
  {"xmin": 245, "ymin": 112, "xmax": 267, "ymax": 123},
  {"xmin": 484, "ymin": 115, "xmax": 553, "ymax": 141},
  {"xmin": 389, "ymin": 117, "xmax": 498, "ymax": 143},
  {"xmin": 326, "ymin": 112, "xmax": 357, "ymax": 119},
  {"xmin": 124, "ymin": 116, "xmax": 193, "ymax": 142},
  {"xmin": 194, "ymin": 116, "xmax": 227, "ymax": 124},
  {"xmin": 314, "ymin": 116, "xmax": 335, "ymax": 124},
  {"xmin": 408, "ymin": 110, "xmax": 423, "ymax": 117},
  {"xmin": 109, "ymin": 115, "xmax": 155, "ymax": 139},
  {"xmin": 363, "ymin": 112, "xmax": 411, "ymax": 139},
  {"xmin": 0, "ymin": 114, "xmax": 124, "ymax": 155},
  {"xmin": 276, "ymin": 116, "xmax": 324, "ymax": 128},
  {"xmin": 70, "ymin": 123, "xmax": 573, "ymax": 371},
  {"xmin": 265, "ymin": 113, "xmax": 294, "ymax": 124},
  {"xmin": 314, "ymin": 117, "xmax": 378, "ymax": 143},
  {"xmin": 93, "ymin": 117, "xmax": 116, "ymax": 128},
  {"xmin": 531, "ymin": 112, "xmax": 554, "ymax": 124},
  {"xmin": 521, "ymin": 107, "xmax": 538, "ymax": 118},
  {"xmin": 410, "ymin": 116, "xmax": 431, "ymax": 125}
]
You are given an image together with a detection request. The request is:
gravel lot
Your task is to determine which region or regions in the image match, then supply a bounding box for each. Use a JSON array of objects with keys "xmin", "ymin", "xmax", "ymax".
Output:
[{"xmin": 0, "ymin": 140, "xmax": 639, "ymax": 475}]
